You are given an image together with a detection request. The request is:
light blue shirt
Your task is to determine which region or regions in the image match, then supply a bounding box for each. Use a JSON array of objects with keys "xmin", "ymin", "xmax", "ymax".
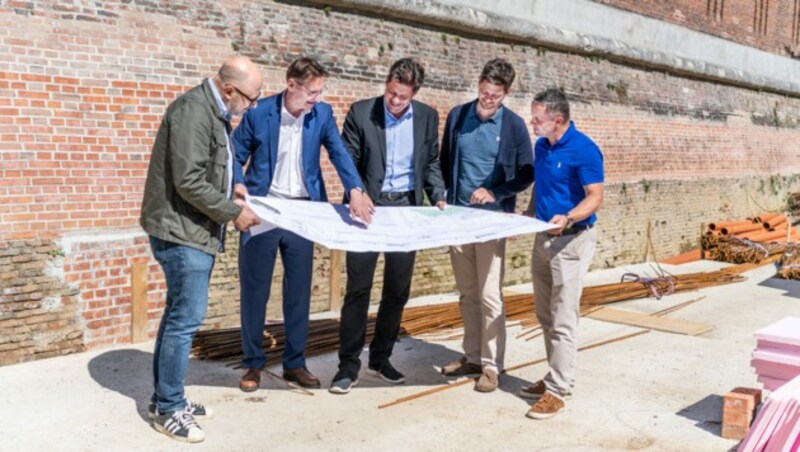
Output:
[
  {"xmin": 206, "ymin": 79, "xmax": 233, "ymax": 200},
  {"xmin": 382, "ymin": 102, "xmax": 415, "ymax": 193}
]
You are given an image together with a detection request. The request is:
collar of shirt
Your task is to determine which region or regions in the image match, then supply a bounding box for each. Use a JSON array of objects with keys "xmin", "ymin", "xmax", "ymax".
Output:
[
  {"xmin": 281, "ymin": 102, "xmax": 306, "ymax": 127},
  {"xmin": 542, "ymin": 120, "xmax": 577, "ymax": 151},
  {"xmin": 384, "ymin": 101, "xmax": 413, "ymax": 126},
  {"xmin": 206, "ymin": 79, "xmax": 231, "ymax": 122},
  {"xmin": 471, "ymin": 102, "xmax": 503, "ymax": 124}
]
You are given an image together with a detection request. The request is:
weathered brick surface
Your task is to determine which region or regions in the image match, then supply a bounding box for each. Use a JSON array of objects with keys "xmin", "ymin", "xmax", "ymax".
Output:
[
  {"xmin": 595, "ymin": 0, "xmax": 800, "ymax": 58},
  {"xmin": 0, "ymin": 1, "xmax": 799, "ymax": 364},
  {"xmin": 0, "ymin": 239, "xmax": 84, "ymax": 365}
]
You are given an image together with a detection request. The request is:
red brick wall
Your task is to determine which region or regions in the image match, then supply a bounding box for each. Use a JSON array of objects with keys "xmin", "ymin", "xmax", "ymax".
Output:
[
  {"xmin": 0, "ymin": 0, "xmax": 799, "ymax": 364},
  {"xmin": 594, "ymin": 0, "xmax": 800, "ymax": 57}
]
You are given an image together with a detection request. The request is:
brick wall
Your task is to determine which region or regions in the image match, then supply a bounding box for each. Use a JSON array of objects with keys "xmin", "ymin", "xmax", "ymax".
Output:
[
  {"xmin": 1, "ymin": 0, "xmax": 799, "ymax": 364},
  {"xmin": 594, "ymin": 0, "xmax": 800, "ymax": 58}
]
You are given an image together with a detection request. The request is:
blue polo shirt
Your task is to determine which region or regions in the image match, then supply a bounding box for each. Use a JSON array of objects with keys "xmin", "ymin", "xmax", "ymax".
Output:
[{"xmin": 534, "ymin": 121, "xmax": 604, "ymax": 226}]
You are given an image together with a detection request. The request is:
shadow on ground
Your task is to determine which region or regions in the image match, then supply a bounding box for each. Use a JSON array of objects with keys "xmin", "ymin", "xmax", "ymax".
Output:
[
  {"xmin": 87, "ymin": 349, "xmax": 236, "ymax": 423},
  {"xmin": 87, "ymin": 336, "xmax": 480, "ymax": 421},
  {"xmin": 676, "ymin": 393, "xmax": 723, "ymax": 436},
  {"xmin": 758, "ymin": 271, "xmax": 800, "ymax": 300}
]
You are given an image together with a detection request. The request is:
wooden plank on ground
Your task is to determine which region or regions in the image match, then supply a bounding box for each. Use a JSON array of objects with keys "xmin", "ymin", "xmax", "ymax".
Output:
[{"xmin": 586, "ymin": 306, "xmax": 713, "ymax": 336}]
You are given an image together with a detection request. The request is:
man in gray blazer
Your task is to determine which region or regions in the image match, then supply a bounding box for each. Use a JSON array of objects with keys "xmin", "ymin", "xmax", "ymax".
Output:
[{"xmin": 330, "ymin": 58, "xmax": 446, "ymax": 394}]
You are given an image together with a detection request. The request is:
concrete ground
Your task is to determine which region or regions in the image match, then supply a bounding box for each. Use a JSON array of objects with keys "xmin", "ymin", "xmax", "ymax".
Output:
[{"xmin": 1, "ymin": 259, "xmax": 796, "ymax": 451}]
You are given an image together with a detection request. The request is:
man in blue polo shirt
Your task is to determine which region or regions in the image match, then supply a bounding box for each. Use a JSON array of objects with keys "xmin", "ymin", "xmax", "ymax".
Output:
[{"xmin": 522, "ymin": 88, "xmax": 604, "ymax": 420}]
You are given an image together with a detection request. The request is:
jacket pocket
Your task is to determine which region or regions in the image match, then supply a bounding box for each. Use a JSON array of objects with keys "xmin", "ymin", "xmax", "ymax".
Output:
[{"xmin": 206, "ymin": 140, "xmax": 229, "ymax": 191}]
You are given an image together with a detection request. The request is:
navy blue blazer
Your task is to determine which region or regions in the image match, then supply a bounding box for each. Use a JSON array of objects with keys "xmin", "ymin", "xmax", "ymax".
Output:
[
  {"xmin": 232, "ymin": 92, "xmax": 364, "ymax": 202},
  {"xmin": 440, "ymin": 100, "xmax": 534, "ymax": 213}
]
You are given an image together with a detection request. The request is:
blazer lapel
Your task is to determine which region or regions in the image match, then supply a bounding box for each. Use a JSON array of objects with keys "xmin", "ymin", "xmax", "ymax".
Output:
[
  {"xmin": 267, "ymin": 93, "xmax": 282, "ymax": 177},
  {"xmin": 370, "ymin": 97, "xmax": 387, "ymax": 171},
  {"xmin": 411, "ymin": 100, "xmax": 425, "ymax": 171}
]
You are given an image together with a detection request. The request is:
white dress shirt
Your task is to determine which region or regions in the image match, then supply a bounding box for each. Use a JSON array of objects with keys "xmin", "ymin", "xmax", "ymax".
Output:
[{"xmin": 268, "ymin": 104, "xmax": 308, "ymax": 199}]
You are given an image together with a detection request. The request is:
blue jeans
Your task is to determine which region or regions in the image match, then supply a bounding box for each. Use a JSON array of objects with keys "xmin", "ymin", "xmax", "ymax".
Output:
[{"xmin": 149, "ymin": 236, "xmax": 214, "ymax": 414}]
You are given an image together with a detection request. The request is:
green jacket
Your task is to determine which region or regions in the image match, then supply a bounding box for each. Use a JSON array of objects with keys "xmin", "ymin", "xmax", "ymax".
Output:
[{"xmin": 140, "ymin": 80, "xmax": 242, "ymax": 255}]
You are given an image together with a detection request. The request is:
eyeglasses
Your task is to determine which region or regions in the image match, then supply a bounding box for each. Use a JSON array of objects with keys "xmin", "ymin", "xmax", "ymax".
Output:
[
  {"xmin": 229, "ymin": 84, "xmax": 260, "ymax": 104},
  {"xmin": 294, "ymin": 80, "xmax": 324, "ymax": 98}
]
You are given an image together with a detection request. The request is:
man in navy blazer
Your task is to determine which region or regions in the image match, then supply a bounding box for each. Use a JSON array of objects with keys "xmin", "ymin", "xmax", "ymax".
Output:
[
  {"xmin": 438, "ymin": 59, "xmax": 534, "ymax": 393},
  {"xmin": 232, "ymin": 57, "xmax": 374, "ymax": 391}
]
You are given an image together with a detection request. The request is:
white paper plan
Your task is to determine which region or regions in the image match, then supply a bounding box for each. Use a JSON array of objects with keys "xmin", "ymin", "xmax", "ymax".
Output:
[{"xmin": 246, "ymin": 196, "xmax": 558, "ymax": 252}]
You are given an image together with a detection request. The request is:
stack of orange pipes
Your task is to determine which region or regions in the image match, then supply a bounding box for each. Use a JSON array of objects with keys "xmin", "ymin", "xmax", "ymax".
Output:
[{"xmin": 706, "ymin": 213, "xmax": 798, "ymax": 243}]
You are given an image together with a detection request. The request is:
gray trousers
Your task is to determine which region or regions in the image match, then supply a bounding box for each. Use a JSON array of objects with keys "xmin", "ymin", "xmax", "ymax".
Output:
[{"xmin": 531, "ymin": 227, "xmax": 597, "ymax": 398}]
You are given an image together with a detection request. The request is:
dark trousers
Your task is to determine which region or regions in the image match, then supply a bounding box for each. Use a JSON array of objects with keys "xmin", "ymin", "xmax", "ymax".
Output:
[
  {"xmin": 239, "ymin": 228, "xmax": 314, "ymax": 371},
  {"xmin": 338, "ymin": 191, "xmax": 416, "ymax": 376}
]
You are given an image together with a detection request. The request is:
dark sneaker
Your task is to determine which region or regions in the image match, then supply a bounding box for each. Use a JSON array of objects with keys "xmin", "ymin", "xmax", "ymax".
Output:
[
  {"xmin": 474, "ymin": 368, "xmax": 499, "ymax": 393},
  {"xmin": 441, "ymin": 357, "xmax": 482, "ymax": 377},
  {"xmin": 153, "ymin": 410, "xmax": 205, "ymax": 443},
  {"xmin": 366, "ymin": 361, "xmax": 405, "ymax": 384},
  {"xmin": 329, "ymin": 369, "xmax": 359, "ymax": 395},
  {"xmin": 148, "ymin": 399, "xmax": 214, "ymax": 419},
  {"xmin": 526, "ymin": 391, "xmax": 566, "ymax": 420}
]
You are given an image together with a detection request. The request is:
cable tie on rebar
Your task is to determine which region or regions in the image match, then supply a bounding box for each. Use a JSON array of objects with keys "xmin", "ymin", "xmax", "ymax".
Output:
[
  {"xmin": 729, "ymin": 236, "xmax": 769, "ymax": 259},
  {"xmin": 620, "ymin": 273, "xmax": 676, "ymax": 300}
]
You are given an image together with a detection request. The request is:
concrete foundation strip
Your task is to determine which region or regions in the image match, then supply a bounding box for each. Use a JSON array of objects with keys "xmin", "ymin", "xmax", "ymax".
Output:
[{"xmin": 377, "ymin": 329, "xmax": 650, "ymax": 409}]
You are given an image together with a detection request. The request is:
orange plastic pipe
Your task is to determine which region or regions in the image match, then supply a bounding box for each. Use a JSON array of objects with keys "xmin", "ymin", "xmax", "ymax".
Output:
[
  {"xmin": 764, "ymin": 215, "xmax": 787, "ymax": 230},
  {"xmin": 708, "ymin": 219, "xmax": 754, "ymax": 231},
  {"xmin": 758, "ymin": 212, "xmax": 781, "ymax": 223},
  {"xmin": 660, "ymin": 249, "xmax": 702, "ymax": 265},
  {"xmin": 721, "ymin": 223, "xmax": 764, "ymax": 235}
]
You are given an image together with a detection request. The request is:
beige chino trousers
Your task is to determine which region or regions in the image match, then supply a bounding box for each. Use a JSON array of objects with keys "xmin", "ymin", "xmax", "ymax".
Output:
[
  {"xmin": 450, "ymin": 238, "xmax": 507, "ymax": 373},
  {"xmin": 531, "ymin": 227, "xmax": 597, "ymax": 399}
]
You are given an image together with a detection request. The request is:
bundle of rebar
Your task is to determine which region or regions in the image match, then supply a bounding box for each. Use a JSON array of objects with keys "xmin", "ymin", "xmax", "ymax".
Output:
[
  {"xmin": 702, "ymin": 212, "xmax": 800, "ymax": 264},
  {"xmin": 192, "ymin": 260, "xmax": 754, "ymax": 362},
  {"xmin": 704, "ymin": 235, "xmax": 792, "ymax": 264},
  {"xmin": 778, "ymin": 245, "xmax": 800, "ymax": 280}
]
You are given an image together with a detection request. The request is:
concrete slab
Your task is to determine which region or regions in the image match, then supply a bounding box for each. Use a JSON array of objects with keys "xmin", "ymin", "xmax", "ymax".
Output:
[{"xmin": 0, "ymin": 261, "xmax": 796, "ymax": 450}]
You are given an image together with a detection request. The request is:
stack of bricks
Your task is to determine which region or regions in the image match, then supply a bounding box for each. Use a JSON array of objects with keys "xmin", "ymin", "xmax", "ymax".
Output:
[{"xmin": 722, "ymin": 387, "xmax": 763, "ymax": 440}]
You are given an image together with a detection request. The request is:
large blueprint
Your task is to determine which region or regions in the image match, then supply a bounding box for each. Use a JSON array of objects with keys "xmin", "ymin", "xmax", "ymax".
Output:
[{"xmin": 247, "ymin": 196, "xmax": 557, "ymax": 252}]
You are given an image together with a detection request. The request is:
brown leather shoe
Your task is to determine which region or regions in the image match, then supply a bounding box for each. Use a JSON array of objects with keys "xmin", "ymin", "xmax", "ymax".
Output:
[
  {"xmin": 441, "ymin": 357, "xmax": 482, "ymax": 376},
  {"xmin": 518, "ymin": 380, "xmax": 546, "ymax": 399},
  {"xmin": 239, "ymin": 368, "xmax": 261, "ymax": 392},
  {"xmin": 519, "ymin": 380, "xmax": 572, "ymax": 400},
  {"xmin": 283, "ymin": 367, "xmax": 321, "ymax": 389}
]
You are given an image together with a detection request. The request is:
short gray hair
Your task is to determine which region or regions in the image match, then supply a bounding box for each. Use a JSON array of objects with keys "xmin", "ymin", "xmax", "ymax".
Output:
[{"xmin": 533, "ymin": 88, "xmax": 570, "ymax": 121}]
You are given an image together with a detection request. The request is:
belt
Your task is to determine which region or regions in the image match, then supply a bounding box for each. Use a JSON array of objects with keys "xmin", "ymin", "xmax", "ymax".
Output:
[
  {"xmin": 561, "ymin": 223, "xmax": 594, "ymax": 236},
  {"xmin": 379, "ymin": 191, "xmax": 412, "ymax": 201}
]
